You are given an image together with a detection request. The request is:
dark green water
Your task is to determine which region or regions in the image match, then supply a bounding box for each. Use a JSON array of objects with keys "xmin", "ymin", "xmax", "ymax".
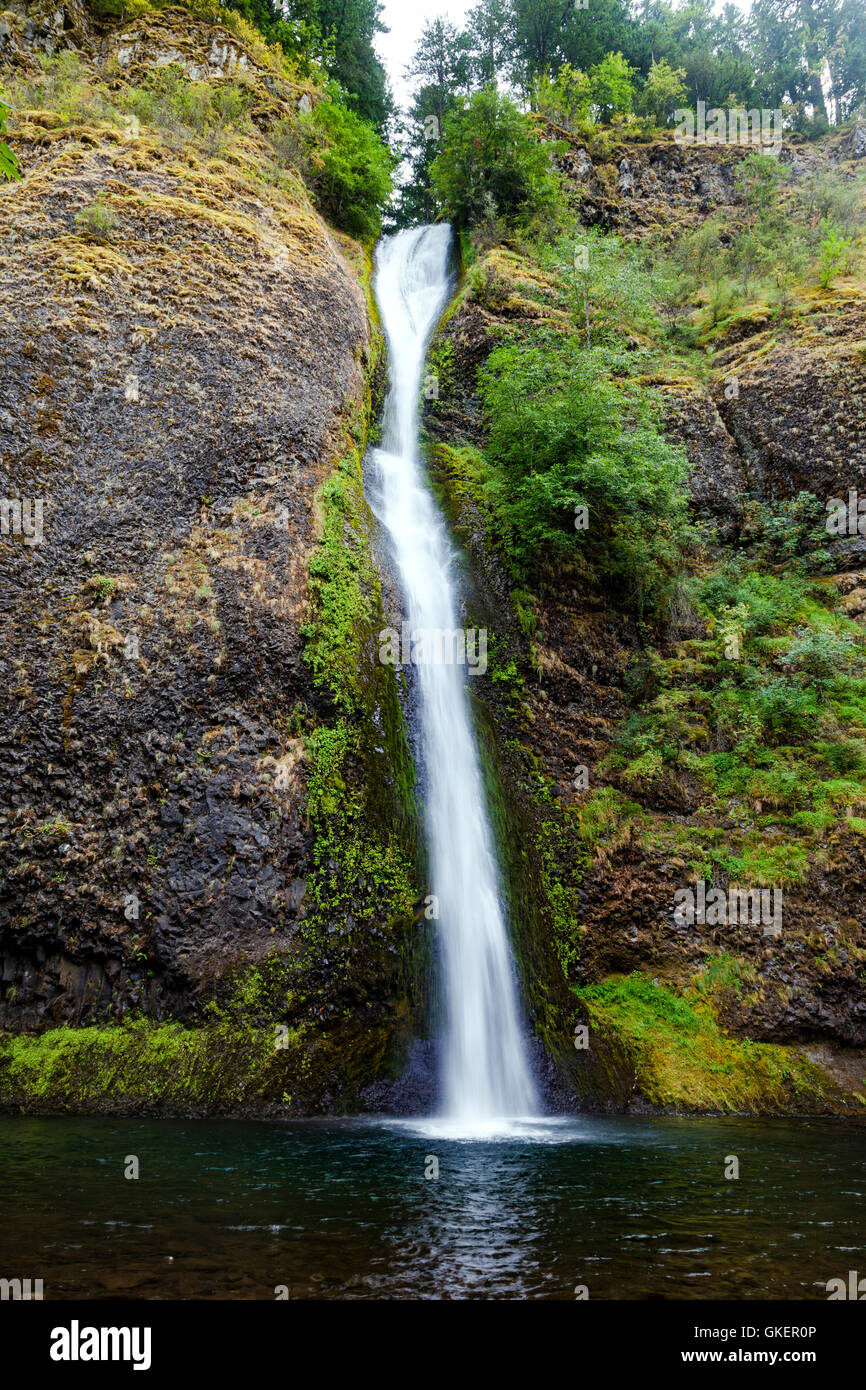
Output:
[{"xmin": 1, "ymin": 1113, "xmax": 864, "ymax": 1299}]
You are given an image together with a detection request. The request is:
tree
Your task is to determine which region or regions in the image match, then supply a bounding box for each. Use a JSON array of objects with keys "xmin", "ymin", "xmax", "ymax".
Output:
[
  {"xmin": 639, "ymin": 58, "xmax": 688, "ymax": 126},
  {"xmin": 751, "ymin": 0, "xmax": 833, "ymax": 130},
  {"xmin": 224, "ymin": 0, "xmax": 324, "ymax": 73},
  {"xmin": 477, "ymin": 330, "xmax": 690, "ymax": 611},
  {"xmin": 430, "ymin": 86, "xmax": 561, "ymax": 230},
  {"xmin": 465, "ymin": 0, "xmax": 514, "ymax": 86},
  {"xmin": 825, "ymin": 0, "xmax": 866, "ymax": 123},
  {"xmin": 395, "ymin": 18, "xmax": 470, "ymax": 225},
  {"xmin": 316, "ymin": 0, "xmax": 392, "ymax": 129},
  {"xmin": 561, "ymin": 0, "xmax": 643, "ymax": 77},
  {"xmin": 589, "ymin": 51, "xmax": 636, "ymax": 122},
  {"xmin": 531, "ymin": 63, "xmax": 593, "ymax": 130},
  {"xmin": 510, "ymin": 0, "xmax": 572, "ymax": 90},
  {"xmin": 302, "ymin": 93, "xmax": 393, "ymax": 240},
  {"xmin": 223, "ymin": 0, "xmax": 393, "ymax": 127}
]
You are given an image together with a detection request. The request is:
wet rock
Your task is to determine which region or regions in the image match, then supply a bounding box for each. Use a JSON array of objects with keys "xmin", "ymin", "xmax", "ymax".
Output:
[{"xmin": 0, "ymin": 15, "xmax": 372, "ymax": 1033}]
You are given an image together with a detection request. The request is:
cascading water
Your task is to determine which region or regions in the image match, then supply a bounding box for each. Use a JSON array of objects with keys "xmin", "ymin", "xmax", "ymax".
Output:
[{"xmin": 370, "ymin": 223, "xmax": 538, "ymax": 1131}]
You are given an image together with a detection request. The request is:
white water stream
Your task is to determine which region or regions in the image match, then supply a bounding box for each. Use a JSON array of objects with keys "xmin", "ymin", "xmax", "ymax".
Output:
[{"xmin": 370, "ymin": 224, "xmax": 537, "ymax": 1132}]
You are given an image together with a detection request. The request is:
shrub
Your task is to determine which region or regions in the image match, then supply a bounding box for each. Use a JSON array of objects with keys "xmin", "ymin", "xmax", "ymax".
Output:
[
  {"xmin": 531, "ymin": 63, "xmax": 592, "ymax": 131},
  {"xmin": 753, "ymin": 676, "xmax": 816, "ymax": 741},
  {"xmin": 819, "ymin": 219, "xmax": 853, "ymax": 288},
  {"xmin": 300, "ymin": 93, "xmax": 393, "ymax": 242},
  {"xmin": 802, "ymin": 167, "xmax": 866, "ymax": 232},
  {"xmin": 477, "ymin": 332, "xmax": 689, "ymax": 612},
  {"xmin": 124, "ymin": 66, "xmax": 255, "ymax": 146},
  {"xmin": 430, "ymin": 86, "xmax": 562, "ymax": 232},
  {"xmin": 74, "ymin": 201, "xmax": 119, "ymax": 241},
  {"xmin": 779, "ymin": 627, "xmax": 860, "ymax": 693},
  {"xmin": 738, "ymin": 491, "xmax": 832, "ymax": 568},
  {"xmin": 735, "ymin": 153, "xmax": 789, "ymax": 225},
  {"xmin": 0, "ymin": 97, "xmax": 20, "ymax": 181}
]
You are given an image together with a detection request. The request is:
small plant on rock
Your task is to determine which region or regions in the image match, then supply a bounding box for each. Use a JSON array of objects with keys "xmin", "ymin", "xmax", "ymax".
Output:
[{"xmin": 74, "ymin": 200, "xmax": 119, "ymax": 242}]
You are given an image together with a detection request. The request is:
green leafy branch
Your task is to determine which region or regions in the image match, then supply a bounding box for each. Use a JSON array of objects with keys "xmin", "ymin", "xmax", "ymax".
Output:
[{"xmin": 0, "ymin": 98, "xmax": 21, "ymax": 181}]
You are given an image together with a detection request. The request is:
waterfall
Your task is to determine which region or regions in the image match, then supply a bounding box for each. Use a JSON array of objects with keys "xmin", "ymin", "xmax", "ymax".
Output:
[{"xmin": 369, "ymin": 223, "xmax": 538, "ymax": 1130}]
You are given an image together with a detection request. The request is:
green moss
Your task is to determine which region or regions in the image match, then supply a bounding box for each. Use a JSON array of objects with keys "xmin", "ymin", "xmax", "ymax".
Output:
[
  {"xmin": 536, "ymin": 815, "xmax": 586, "ymax": 981},
  {"xmin": 573, "ymin": 972, "xmax": 834, "ymax": 1112},
  {"xmin": 297, "ymin": 317, "xmax": 423, "ymax": 1000},
  {"xmin": 474, "ymin": 712, "xmax": 588, "ymax": 1083},
  {"xmin": 301, "ymin": 456, "xmax": 379, "ymax": 713},
  {"xmin": 302, "ymin": 719, "xmax": 416, "ymax": 941},
  {"xmin": 0, "ymin": 1017, "xmax": 401, "ymax": 1115},
  {"xmin": 0, "ymin": 1020, "xmax": 296, "ymax": 1110}
]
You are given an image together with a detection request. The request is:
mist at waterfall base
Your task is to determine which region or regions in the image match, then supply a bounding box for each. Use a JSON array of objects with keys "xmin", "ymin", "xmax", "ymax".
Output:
[{"xmin": 367, "ymin": 224, "xmax": 539, "ymax": 1138}]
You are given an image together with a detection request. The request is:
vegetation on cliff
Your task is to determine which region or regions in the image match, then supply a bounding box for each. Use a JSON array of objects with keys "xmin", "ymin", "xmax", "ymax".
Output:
[
  {"xmin": 411, "ymin": 3, "xmax": 866, "ymax": 1113},
  {"xmin": 4, "ymin": 0, "xmax": 866, "ymax": 1118}
]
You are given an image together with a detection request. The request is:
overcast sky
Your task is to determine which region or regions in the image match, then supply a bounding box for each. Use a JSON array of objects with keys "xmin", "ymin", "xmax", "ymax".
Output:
[{"xmin": 375, "ymin": 0, "xmax": 476, "ymax": 109}]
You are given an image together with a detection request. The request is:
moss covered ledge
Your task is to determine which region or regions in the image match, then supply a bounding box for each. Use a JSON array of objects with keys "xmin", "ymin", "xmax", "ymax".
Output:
[
  {"xmin": 570, "ymin": 972, "xmax": 866, "ymax": 1115},
  {"xmin": 0, "ymin": 1017, "xmax": 404, "ymax": 1117}
]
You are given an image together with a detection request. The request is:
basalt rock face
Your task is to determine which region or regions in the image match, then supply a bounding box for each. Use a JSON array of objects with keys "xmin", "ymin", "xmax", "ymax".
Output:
[
  {"xmin": 0, "ymin": 0, "xmax": 92, "ymax": 61},
  {"xmin": 660, "ymin": 386, "xmax": 746, "ymax": 531},
  {"xmin": 423, "ymin": 148, "xmax": 866, "ymax": 1111},
  {"xmin": 561, "ymin": 130, "xmax": 854, "ymax": 235},
  {"xmin": 562, "ymin": 138, "xmax": 749, "ymax": 232},
  {"xmin": 0, "ymin": 6, "xmax": 423, "ymax": 1109},
  {"xmin": 713, "ymin": 335, "xmax": 866, "ymax": 508},
  {"xmin": 563, "ymin": 130, "xmax": 866, "ymax": 530}
]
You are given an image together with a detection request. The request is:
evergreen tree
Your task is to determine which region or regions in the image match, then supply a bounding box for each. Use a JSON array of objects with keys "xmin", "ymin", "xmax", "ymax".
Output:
[
  {"xmin": 395, "ymin": 18, "xmax": 469, "ymax": 224},
  {"xmin": 316, "ymin": 0, "xmax": 392, "ymax": 129}
]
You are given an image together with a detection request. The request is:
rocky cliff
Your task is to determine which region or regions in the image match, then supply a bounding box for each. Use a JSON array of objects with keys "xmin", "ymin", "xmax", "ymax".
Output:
[
  {"xmin": 4, "ymin": 3, "xmax": 866, "ymax": 1118},
  {"xmin": 0, "ymin": 1, "xmax": 426, "ymax": 1114},
  {"xmin": 421, "ymin": 126, "xmax": 866, "ymax": 1114}
]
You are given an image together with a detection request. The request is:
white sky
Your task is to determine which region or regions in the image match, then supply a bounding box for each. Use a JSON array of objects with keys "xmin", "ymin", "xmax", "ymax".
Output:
[{"xmin": 376, "ymin": 1, "xmax": 475, "ymax": 109}]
